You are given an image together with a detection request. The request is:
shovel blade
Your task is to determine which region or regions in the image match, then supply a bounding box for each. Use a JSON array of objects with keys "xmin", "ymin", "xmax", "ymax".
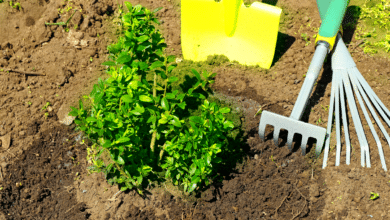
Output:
[
  {"xmin": 258, "ymin": 110, "xmax": 327, "ymax": 155},
  {"xmin": 181, "ymin": 0, "xmax": 282, "ymax": 69}
]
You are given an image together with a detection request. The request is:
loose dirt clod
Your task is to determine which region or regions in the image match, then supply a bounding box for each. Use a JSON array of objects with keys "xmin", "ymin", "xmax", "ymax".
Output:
[{"xmin": 0, "ymin": 133, "xmax": 11, "ymax": 150}]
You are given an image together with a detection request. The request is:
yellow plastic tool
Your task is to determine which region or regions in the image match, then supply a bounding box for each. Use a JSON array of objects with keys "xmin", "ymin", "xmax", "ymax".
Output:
[{"xmin": 181, "ymin": 0, "xmax": 282, "ymax": 69}]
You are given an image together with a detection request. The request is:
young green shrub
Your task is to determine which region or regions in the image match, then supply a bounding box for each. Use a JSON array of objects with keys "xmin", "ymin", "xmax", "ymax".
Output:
[{"xmin": 70, "ymin": 2, "xmax": 237, "ymax": 194}]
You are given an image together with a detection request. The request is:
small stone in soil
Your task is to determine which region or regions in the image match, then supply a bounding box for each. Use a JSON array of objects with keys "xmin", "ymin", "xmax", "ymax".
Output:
[{"xmin": 0, "ymin": 133, "xmax": 11, "ymax": 150}]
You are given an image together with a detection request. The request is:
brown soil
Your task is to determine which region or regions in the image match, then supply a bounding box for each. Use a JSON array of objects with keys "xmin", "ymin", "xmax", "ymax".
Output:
[{"xmin": 1, "ymin": 0, "xmax": 390, "ymax": 219}]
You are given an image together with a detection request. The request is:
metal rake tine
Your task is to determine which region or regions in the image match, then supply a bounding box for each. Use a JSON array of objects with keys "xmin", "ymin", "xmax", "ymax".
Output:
[
  {"xmin": 348, "ymin": 70, "xmax": 382, "ymax": 169},
  {"xmin": 356, "ymin": 72, "xmax": 390, "ymax": 127},
  {"xmin": 335, "ymin": 72, "xmax": 342, "ymax": 166},
  {"xmin": 287, "ymin": 132, "xmax": 294, "ymax": 151},
  {"xmin": 300, "ymin": 135, "xmax": 309, "ymax": 155},
  {"xmin": 349, "ymin": 69, "xmax": 388, "ymax": 171},
  {"xmin": 355, "ymin": 70, "xmax": 390, "ymax": 144},
  {"xmin": 258, "ymin": 120, "xmax": 267, "ymax": 141},
  {"xmin": 339, "ymin": 73, "xmax": 351, "ymax": 165},
  {"xmin": 341, "ymin": 69, "xmax": 371, "ymax": 168},
  {"xmin": 273, "ymin": 127, "xmax": 281, "ymax": 146},
  {"xmin": 323, "ymin": 70, "xmax": 337, "ymax": 169}
]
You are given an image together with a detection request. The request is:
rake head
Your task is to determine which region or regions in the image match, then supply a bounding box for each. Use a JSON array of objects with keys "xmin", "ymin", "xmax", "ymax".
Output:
[
  {"xmin": 258, "ymin": 110, "xmax": 327, "ymax": 156},
  {"xmin": 323, "ymin": 35, "xmax": 390, "ymax": 171}
]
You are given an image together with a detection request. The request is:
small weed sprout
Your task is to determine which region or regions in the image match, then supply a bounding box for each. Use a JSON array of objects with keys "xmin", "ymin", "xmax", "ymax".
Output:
[
  {"xmin": 41, "ymin": 102, "xmax": 51, "ymax": 111},
  {"xmin": 370, "ymin": 192, "xmax": 379, "ymax": 200},
  {"xmin": 301, "ymin": 33, "xmax": 311, "ymax": 46},
  {"xmin": 316, "ymin": 116, "xmax": 323, "ymax": 125}
]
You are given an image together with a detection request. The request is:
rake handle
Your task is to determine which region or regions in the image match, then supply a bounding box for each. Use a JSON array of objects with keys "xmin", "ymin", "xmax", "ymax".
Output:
[{"xmin": 289, "ymin": 42, "xmax": 328, "ymax": 121}]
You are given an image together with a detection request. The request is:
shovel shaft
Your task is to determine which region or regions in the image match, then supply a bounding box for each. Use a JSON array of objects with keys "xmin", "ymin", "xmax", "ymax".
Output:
[{"xmin": 290, "ymin": 42, "xmax": 328, "ymax": 121}]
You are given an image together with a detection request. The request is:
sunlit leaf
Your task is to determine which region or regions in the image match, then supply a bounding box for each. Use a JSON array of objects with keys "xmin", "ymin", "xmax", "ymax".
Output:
[{"xmin": 139, "ymin": 95, "xmax": 153, "ymax": 102}]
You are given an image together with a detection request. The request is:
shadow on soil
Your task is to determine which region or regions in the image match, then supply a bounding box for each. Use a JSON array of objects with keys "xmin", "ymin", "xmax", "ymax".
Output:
[
  {"xmin": 272, "ymin": 32, "xmax": 296, "ymax": 66},
  {"xmin": 343, "ymin": 5, "xmax": 361, "ymax": 45},
  {"xmin": 262, "ymin": 0, "xmax": 278, "ymax": 6}
]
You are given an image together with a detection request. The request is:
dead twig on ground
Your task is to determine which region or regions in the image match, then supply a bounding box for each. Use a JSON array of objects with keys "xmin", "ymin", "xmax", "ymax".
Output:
[
  {"xmin": 290, "ymin": 202, "xmax": 307, "ymax": 220},
  {"xmin": 275, "ymin": 191, "xmax": 291, "ymax": 215},
  {"xmin": 108, "ymin": 190, "xmax": 122, "ymax": 201},
  {"xmin": 65, "ymin": 203, "xmax": 80, "ymax": 213},
  {"xmin": 254, "ymin": 103, "xmax": 275, "ymax": 118},
  {"xmin": 290, "ymin": 180, "xmax": 309, "ymax": 220},
  {"xmin": 2, "ymin": 69, "xmax": 46, "ymax": 76}
]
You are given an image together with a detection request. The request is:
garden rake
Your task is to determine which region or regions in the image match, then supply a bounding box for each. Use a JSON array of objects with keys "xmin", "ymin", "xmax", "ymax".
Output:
[
  {"xmin": 319, "ymin": 4, "xmax": 390, "ymax": 171},
  {"xmin": 259, "ymin": 0, "xmax": 350, "ymax": 155}
]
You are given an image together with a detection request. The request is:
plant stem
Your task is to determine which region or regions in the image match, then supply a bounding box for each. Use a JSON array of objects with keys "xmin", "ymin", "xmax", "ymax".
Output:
[
  {"xmin": 159, "ymin": 144, "xmax": 165, "ymax": 161},
  {"xmin": 150, "ymin": 71, "xmax": 157, "ymax": 156}
]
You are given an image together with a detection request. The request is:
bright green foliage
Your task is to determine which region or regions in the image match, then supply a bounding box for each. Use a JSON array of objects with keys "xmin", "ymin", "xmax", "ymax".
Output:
[
  {"xmin": 70, "ymin": 2, "xmax": 235, "ymax": 194},
  {"xmin": 360, "ymin": 0, "xmax": 390, "ymax": 29},
  {"xmin": 354, "ymin": 0, "xmax": 390, "ymax": 55}
]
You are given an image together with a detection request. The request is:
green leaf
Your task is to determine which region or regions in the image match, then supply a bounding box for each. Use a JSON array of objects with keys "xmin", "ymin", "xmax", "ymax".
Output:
[
  {"xmin": 171, "ymin": 115, "xmax": 182, "ymax": 127},
  {"xmin": 138, "ymin": 62, "xmax": 149, "ymax": 71},
  {"xmin": 191, "ymin": 175, "xmax": 200, "ymax": 185},
  {"xmin": 223, "ymin": 120, "xmax": 234, "ymax": 129},
  {"xmin": 219, "ymin": 107, "xmax": 230, "ymax": 113},
  {"xmin": 190, "ymin": 93, "xmax": 206, "ymax": 99},
  {"xmin": 177, "ymin": 102, "xmax": 186, "ymax": 110},
  {"xmin": 188, "ymin": 183, "xmax": 197, "ymax": 193},
  {"xmin": 102, "ymin": 140, "xmax": 112, "ymax": 149},
  {"xmin": 150, "ymin": 61, "xmax": 164, "ymax": 70},
  {"xmin": 79, "ymin": 99, "xmax": 84, "ymax": 110},
  {"xmin": 116, "ymin": 53, "xmax": 131, "ymax": 64},
  {"xmin": 177, "ymin": 94, "xmax": 185, "ymax": 101},
  {"xmin": 102, "ymin": 61, "xmax": 116, "ymax": 66},
  {"xmin": 124, "ymin": 2, "xmax": 133, "ymax": 12},
  {"xmin": 69, "ymin": 107, "xmax": 79, "ymax": 116},
  {"xmin": 167, "ymin": 65, "xmax": 176, "ymax": 73},
  {"xmin": 139, "ymin": 95, "xmax": 153, "ymax": 102},
  {"xmin": 206, "ymin": 154, "xmax": 211, "ymax": 165},
  {"xmin": 191, "ymin": 69, "xmax": 201, "ymax": 81},
  {"xmin": 165, "ymin": 93, "xmax": 175, "ymax": 99},
  {"xmin": 117, "ymin": 156, "xmax": 125, "ymax": 165},
  {"xmin": 189, "ymin": 164, "xmax": 197, "ymax": 175},
  {"xmin": 116, "ymin": 137, "xmax": 130, "ymax": 143},
  {"xmin": 159, "ymin": 117, "xmax": 168, "ymax": 124},
  {"xmin": 168, "ymin": 76, "xmax": 178, "ymax": 83},
  {"xmin": 121, "ymin": 95, "xmax": 132, "ymax": 103},
  {"xmin": 209, "ymin": 72, "xmax": 217, "ymax": 78},
  {"xmin": 137, "ymin": 35, "xmax": 149, "ymax": 42},
  {"xmin": 189, "ymin": 116, "xmax": 202, "ymax": 124},
  {"xmin": 167, "ymin": 55, "xmax": 176, "ymax": 63},
  {"xmin": 202, "ymin": 71, "xmax": 208, "ymax": 79},
  {"xmin": 161, "ymin": 97, "xmax": 169, "ymax": 111},
  {"xmin": 86, "ymin": 117, "xmax": 97, "ymax": 122}
]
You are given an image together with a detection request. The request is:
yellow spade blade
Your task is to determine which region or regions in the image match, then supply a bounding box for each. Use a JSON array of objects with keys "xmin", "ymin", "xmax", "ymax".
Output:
[{"xmin": 181, "ymin": 0, "xmax": 282, "ymax": 69}]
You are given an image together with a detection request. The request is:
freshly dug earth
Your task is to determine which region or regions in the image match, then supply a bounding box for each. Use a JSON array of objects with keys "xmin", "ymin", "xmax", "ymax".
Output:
[
  {"xmin": 1, "ymin": 0, "xmax": 390, "ymax": 219},
  {"xmin": 0, "ymin": 123, "xmax": 89, "ymax": 219}
]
